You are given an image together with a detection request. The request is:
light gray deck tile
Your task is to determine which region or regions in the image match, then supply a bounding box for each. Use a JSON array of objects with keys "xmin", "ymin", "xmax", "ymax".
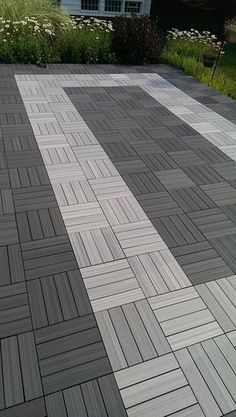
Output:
[
  {"xmin": 61, "ymin": 202, "xmax": 108, "ymax": 232},
  {"xmin": 122, "ymin": 368, "xmax": 187, "ymax": 409},
  {"xmin": 228, "ymin": 330, "xmax": 236, "ymax": 347},
  {"xmin": 96, "ymin": 309, "xmax": 127, "ymax": 371},
  {"xmin": 80, "ymin": 159, "xmax": 119, "ymax": 179},
  {"xmin": 127, "ymin": 386, "xmax": 196, "ymax": 417},
  {"xmin": 46, "ymin": 163, "xmax": 86, "ymax": 183},
  {"xmin": 113, "ymin": 220, "xmax": 166, "ymax": 256},
  {"xmin": 175, "ymin": 348, "xmax": 221, "ymax": 417},
  {"xmin": 202, "ymin": 338, "xmax": 236, "ymax": 402},
  {"xmin": 89, "ymin": 176, "xmax": 131, "ymax": 200},
  {"xmin": 70, "ymin": 227, "xmax": 125, "ymax": 268},
  {"xmin": 100, "ymin": 195, "xmax": 146, "ymax": 226}
]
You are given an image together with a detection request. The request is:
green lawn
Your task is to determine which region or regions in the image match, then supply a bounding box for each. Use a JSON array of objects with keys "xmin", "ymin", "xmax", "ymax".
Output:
[{"xmin": 219, "ymin": 43, "xmax": 236, "ymax": 82}]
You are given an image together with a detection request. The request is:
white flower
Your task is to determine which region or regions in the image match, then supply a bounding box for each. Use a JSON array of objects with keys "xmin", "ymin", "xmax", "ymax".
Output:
[{"xmin": 3, "ymin": 39, "xmax": 6, "ymax": 42}]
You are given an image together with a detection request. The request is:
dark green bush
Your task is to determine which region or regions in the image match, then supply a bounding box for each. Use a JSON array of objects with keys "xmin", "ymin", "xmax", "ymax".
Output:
[{"xmin": 112, "ymin": 15, "xmax": 164, "ymax": 65}]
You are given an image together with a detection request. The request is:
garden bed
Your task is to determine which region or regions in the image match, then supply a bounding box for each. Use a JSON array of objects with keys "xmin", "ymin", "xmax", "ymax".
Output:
[{"xmin": 162, "ymin": 28, "xmax": 236, "ymax": 99}]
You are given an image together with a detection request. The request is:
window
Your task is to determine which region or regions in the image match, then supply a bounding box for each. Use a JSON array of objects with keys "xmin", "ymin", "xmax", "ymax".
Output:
[
  {"xmin": 81, "ymin": 0, "xmax": 99, "ymax": 10},
  {"xmin": 105, "ymin": 0, "xmax": 122, "ymax": 12},
  {"xmin": 124, "ymin": 1, "xmax": 141, "ymax": 12}
]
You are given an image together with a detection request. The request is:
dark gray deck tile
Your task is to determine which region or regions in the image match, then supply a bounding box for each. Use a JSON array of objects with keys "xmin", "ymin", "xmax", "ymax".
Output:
[
  {"xmin": 131, "ymin": 141, "xmax": 162, "ymax": 155},
  {"xmin": 0, "ymin": 214, "xmax": 18, "ymax": 246},
  {"xmin": 189, "ymin": 208, "xmax": 236, "ymax": 238},
  {"xmin": 82, "ymin": 379, "xmax": 107, "ymax": 417},
  {"xmin": 141, "ymin": 153, "xmax": 178, "ymax": 171},
  {"xmin": 0, "ymin": 170, "xmax": 10, "ymax": 190},
  {"xmin": 155, "ymin": 169, "xmax": 195, "ymax": 190},
  {"xmin": 211, "ymin": 161, "xmax": 236, "ymax": 181},
  {"xmin": 21, "ymin": 236, "xmax": 78, "ymax": 279},
  {"xmin": 137, "ymin": 192, "xmax": 183, "ymax": 218},
  {"xmin": 183, "ymin": 164, "xmax": 225, "ymax": 185},
  {"xmin": 201, "ymin": 183, "xmax": 236, "ymax": 207},
  {"xmin": 43, "ymin": 356, "xmax": 111, "ymax": 395},
  {"xmin": 102, "ymin": 142, "xmax": 137, "ymax": 161},
  {"xmin": 182, "ymin": 134, "xmax": 212, "ymax": 149},
  {"xmin": 35, "ymin": 315, "xmax": 96, "ymax": 344},
  {"xmin": 114, "ymin": 159, "xmax": 149, "ymax": 174},
  {"xmin": 2, "ymin": 125, "xmax": 34, "ymax": 138},
  {"xmin": 0, "ymin": 244, "xmax": 25, "ymax": 285},
  {"xmin": 118, "ymin": 126, "xmax": 153, "ymax": 143},
  {"xmin": 155, "ymin": 135, "xmax": 190, "ymax": 152},
  {"xmin": 168, "ymin": 124, "xmax": 198, "ymax": 137},
  {"xmin": 16, "ymin": 208, "xmax": 66, "ymax": 242},
  {"xmin": 168, "ymin": 150, "xmax": 204, "ymax": 167},
  {"xmin": 170, "ymin": 187, "xmax": 216, "ymax": 212},
  {"xmin": 0, "ymin": 398, "xmax": 46, "ymax": 417},
  {"xmin": 6, "ymin": 150, "xmax": 43, "ymax": 168},
  {"xmin": 13, "ymin": 185, "xmax": 57, "ymax": 212},
  {"xmin": 18, "ymin": 332, "xmax": 43, "ymax": 401},
  {"xmin": 63, "ymin": 385, "xmax": 88, "ymax": 417},
  {"xmin": 46, "ymin": 392, "xmax": 67, "ymax": 417},
  {"xmin": 9, "ymin": 166, "xmax": 50, "ymax": 189},
  {"xmin": 99, "ymin": 374, "xmax": 128, "ymax": 417},
  {"xmin": 1, "ymin": 336, "xmax": 24, "ymax": 407},
  {"xmin": 122, "ymin": 172, "xmax": 165, "ymax": 194},
  {"xmin": 195, "ymin": 147, "xmax": 231, "ymax": 164},
  {"xmin": 211, "ymin": 235, "xmax": 236, "ymax": 274}
]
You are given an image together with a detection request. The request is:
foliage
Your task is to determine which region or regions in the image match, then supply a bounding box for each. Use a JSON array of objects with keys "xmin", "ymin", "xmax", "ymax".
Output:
[
  {"xmin": 167, "ymin": 28, "xmax": 225, "ymax": 59},
  {"xmin": 58, "ymin": 17, "xmax": 115, "ymax": 64},
  {"xmin": 112, "ymin": 16, "xmax": 164, "ymax": 65},
  {"xmin": 0, "ymin": 0, "xmax": 69, "ymax": 26},
  {"xmin": 0, "ymin": 0, "xmax": 115, "ymax": 64},
  {"xmin": 163, "ymin": 29, "xmax": 236, "ymax": 99}
]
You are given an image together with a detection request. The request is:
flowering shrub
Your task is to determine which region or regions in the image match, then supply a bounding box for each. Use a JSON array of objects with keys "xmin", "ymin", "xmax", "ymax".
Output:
[
  {"xmin": 58, "ymin": 17, "xmax": 115, "ymax": 64},
  {"xmin": 0, "ymin": 9, "xmax": 115, "ymax": 64},
  {"xmin": 112, "ymin": 16, "xmax": 164, "ymax": 65},
  {"xmin": 163, "ymin": 27, "xmax": 235, "ymax": 100},
  {"xmin": 167, "ymin": 28, "xmax": 225, "ymax": 60}
]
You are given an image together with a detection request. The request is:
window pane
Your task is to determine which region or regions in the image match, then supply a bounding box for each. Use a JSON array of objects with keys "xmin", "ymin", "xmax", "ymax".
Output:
[
  {"xmin": 124, "ymin": 1, "xmax": 141, "ymax": 12},
  {"xmin": 81, "ymin": 0, "xmax": 99, "ymax": 10},
  {"xmin": 105, "ymin": 0, "xmax": 122, "ymax": 12}
]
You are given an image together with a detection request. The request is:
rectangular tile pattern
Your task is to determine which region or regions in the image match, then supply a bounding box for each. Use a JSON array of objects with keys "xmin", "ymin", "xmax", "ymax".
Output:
[{"xmin": 13, "ymin": 69, "xmax": 236, "ymax": 417}]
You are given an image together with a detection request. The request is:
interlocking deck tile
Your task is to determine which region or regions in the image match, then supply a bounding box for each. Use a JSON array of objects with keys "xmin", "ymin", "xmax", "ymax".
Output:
[
  {"xmin": 115, "ymin": 354, "xmax": 197, "ymax": 417},
  {"xmin": 176, "ymin": 336, "xmax": 236, "ymax": 416},
  {"xmin": 21, "ymin": 235, "xmax": 78, "ymax": 279},
  {"xmin": 172, "ymin": 241, "xmax": 233, "ymax": 284},
  {"xmin": 149, "ymin": 287, "xmax": 223, "ymax": 350},
  {"xmin": 189, "ymin": 208, "xmax": 236, "ymax": 238},
  {"xmin": 96, "ymin": 299, "xmax": 170, "ymax": 371},
  {"xmin": 154, "ymin": 168, "xmax": 195, "ymax": 190},
  {"xmin": 197, "ymin": 277, "xmax": 236, "ymax": 332},
  {"xmin": 0, "ymin": 282, "xmax": 31, "ymax": 338},
  {"xmin": 0, "ymin": 333, "xmax": 42, "ymax": 409},
  {"xmin": 0, "ymin": 244, "xmax": 25, "ymax": 285},
  {"xmin": 81, "ymin": 259, "xmax": 144, "ymax": 312}
]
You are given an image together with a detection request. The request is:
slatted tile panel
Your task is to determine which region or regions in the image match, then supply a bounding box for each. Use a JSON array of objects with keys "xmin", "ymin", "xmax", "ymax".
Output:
[{"xmin": 149, "ymin": 287, "xmax": 223, "ymax": 350}]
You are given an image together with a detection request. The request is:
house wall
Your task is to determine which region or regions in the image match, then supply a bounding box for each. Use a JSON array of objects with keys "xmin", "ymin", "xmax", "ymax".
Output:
[{"xmin": 60, "ymin": 0, "xmax": 151, "ymax": 17}]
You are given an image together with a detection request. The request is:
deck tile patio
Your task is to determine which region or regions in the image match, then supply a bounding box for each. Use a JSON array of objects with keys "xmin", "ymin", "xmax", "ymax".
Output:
[{"xmin": 0, "ymin": 63, "xmax": 236, "ymax": 416}]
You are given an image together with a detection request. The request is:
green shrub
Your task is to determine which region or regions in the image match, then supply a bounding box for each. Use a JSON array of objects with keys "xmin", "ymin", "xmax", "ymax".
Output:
[
  {"xmin": 0, "ymin": 0, "xmax": 69, "ymax": 26},
  {"xmin": 163, "ymin": 50, "xmax": 236, "ymax": 99},
  {"xmin": 112, "ymin": 15, "xmax": 164, "ymax": 65},
  {"xmin": 58, "ymin": 18, "xmax": 116, "ymax": 64},
  {"xmin": 0, "ymin": 1, "xmax": 115, "ymax": 64}
]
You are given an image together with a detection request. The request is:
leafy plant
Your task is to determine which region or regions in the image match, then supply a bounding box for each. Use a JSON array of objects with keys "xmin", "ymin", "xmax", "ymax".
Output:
[
  {"xmin": 163, "ymin": 42, "xmax": 236, "ymax": 99},
  {"xmin": 112, "ymin": 16, "xmax": 164, "ymax": 65},
  {"xmin": 0, "ymin": 1, "xmax": 116, "ymax": 65}
]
